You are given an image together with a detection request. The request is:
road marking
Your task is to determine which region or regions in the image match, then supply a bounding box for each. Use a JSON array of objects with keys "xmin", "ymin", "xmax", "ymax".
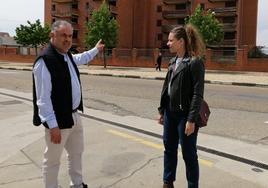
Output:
[
  {"xmin": 264, "ymin": 121, "xmax": 268, "ymax": 124},
  {"xmin": 108, "ymin": 129, "xmax": 163, "ymax": 149},
  {"xmin": 108, "ymin": 129, "xmax": 214, "ymax": 167}
]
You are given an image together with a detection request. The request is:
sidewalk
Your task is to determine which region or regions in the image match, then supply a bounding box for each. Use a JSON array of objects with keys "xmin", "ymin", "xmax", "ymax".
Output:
[
  {"xmin": 0, "ymin": 61, "xmax": 268, "ymax": 87},
  {"xmin": 0, "ymin": 88, "xmax": 268, "ymax": 188}
]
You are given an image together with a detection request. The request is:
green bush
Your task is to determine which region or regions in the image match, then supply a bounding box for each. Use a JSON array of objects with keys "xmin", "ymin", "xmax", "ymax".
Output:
[{"xmin": 248, "ymin": 46, "xmax": 268, "ymax": 58}]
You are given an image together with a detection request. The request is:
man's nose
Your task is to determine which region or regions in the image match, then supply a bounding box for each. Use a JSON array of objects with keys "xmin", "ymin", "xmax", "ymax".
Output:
[{"xmin": 66, "ymin": 36, "xmax": 72, "ymax": 41}]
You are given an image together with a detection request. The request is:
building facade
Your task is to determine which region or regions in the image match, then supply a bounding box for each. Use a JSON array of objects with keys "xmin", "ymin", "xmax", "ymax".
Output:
[
  {"xmin": 44, "ymin": 0, "xmax": 258, "ymax": 52},
  {"xmin": 162, "ymin": 0, "xmax": 258, "ymax": 52}
]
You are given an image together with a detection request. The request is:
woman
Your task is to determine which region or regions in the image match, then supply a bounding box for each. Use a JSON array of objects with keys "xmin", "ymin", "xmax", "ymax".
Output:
[{"xmin": 158, "ymin": 24, "xmax": 205, "ymax": 188}]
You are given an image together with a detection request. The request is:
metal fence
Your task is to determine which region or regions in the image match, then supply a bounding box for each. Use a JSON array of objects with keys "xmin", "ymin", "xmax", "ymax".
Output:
[{"xmin": 211, "ymin": 49, "xmax": 236, "ymax": 63}]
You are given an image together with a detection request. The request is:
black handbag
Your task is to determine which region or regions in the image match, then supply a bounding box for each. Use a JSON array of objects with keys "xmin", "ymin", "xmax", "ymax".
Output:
[
  {"xmin": 197, "ymin": 99, "xmax": 210, "ymax": 127},
  {"xmin": 188, "ymin": 58, "xmax": 210, "ymax": 127}
]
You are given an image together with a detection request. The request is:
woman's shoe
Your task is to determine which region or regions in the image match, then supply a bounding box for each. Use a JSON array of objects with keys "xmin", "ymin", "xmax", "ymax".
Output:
[{"xmin": 163, "ymin": 182, "xmax": 174, "ymax": 188}]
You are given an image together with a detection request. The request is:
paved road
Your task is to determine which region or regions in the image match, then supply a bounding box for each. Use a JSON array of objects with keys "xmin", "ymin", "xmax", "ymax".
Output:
[{"xmin": 0, "ymin": 69, "xmax": 268, "ymax": 145}]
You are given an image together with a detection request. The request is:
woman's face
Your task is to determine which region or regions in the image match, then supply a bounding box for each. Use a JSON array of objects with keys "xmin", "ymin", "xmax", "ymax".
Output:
[{"xmin": 167, "ymin": 32, "xmax": 184, "ymax": 54}]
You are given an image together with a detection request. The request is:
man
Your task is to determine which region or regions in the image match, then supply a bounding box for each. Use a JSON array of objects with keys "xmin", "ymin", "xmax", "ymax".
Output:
[{"xmin": 32, "ymin": 20, "xmax": 104, "ymax": 188}]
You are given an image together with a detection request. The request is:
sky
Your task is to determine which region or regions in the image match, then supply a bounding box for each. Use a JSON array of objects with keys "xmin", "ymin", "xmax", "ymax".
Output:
[{"xmin": 0, "ymin": 0, "xmax": 267, "ymax": 47}]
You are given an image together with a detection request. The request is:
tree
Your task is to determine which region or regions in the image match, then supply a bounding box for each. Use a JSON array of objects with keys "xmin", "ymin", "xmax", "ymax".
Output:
[
  {"xmin": 85, "ymin": 2, "xmax": 119, "ymax": 68},
  {"xmin": 185, "ymin": 4, "xmax": 224, "ymax": 46},
  {"xmin": 14, "ymin": 19, "xmax": 50, "ymax": 55}
]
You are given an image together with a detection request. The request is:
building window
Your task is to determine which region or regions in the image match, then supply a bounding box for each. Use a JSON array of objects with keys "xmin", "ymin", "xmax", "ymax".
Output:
[
  {"xmin": 108, "ymin": 0, "xmax": 116, "ymax": 6},
  {"xmin": 71, "ymin": 17, "xmax": 78, "ymax": 24},
  {"xmin": 224, "ymin": 32, "xmax": 235, "ymax": 40},
  {"xmin": 86, "ymin": 2, "xmax": 89, "ymax": 9},
  {"xmin": 73, "ymin": 30, "xmax": 78, "ymax": 39},
  {"xmin": 177, "ymin": 18, "xmax": 184, "ymax": 25},
  {"xmin": 223, "ymin": 50, "xmax": 235, "ymax": 56},
  {"xmin": 225, "ymin": 1, "xmax": 236, "ymax": 7},
  {"xmin": 223, "ymin": 16, "xmax": 235, "ymax": 23},
  {"xmin": 157, "ymin": 5, "xmax": 162, "ymax": 12},
  {"xmin": 52, "ymin": 4, "xmax": 56, "ymax": 11},
  {"xmin": 200, "ymin": 3, "xmax": 205, "ymax": 10},
  {"xmin": 72, "ymin": 3, "xmax": 78, "ymax": 9},
  {"xmin": 86, "ymin": 17, "xmax": 89, "ymax": 22},
  {"xmin": 176, "ymin": 3, "xmax": 186, "ymax": 10},
  {"xmin": 111, "ymin": 13, "xmax": 117, "ymax": 20},
  {"xmin": 158, "ymin": 34, "xmax": 163, "ymax": 41},
  {"xmin": 52, "ymin": 18, "xmax": 56, "ymax": 24},
  {"xmin": 156, "ymin": 20, "xmax": 162, "ymax": 27}
]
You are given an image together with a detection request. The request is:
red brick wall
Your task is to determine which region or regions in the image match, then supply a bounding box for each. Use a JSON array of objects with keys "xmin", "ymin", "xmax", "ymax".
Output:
[
  {"xmin": 0, "ymin": 47, "xmax": 17, "ymax": 55},
  {"xmin": 1, "ymin": 47, "xmax": 267, "ymax": 72}
]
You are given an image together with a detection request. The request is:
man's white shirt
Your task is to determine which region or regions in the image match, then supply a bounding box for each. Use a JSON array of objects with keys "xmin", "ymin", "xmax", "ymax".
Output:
[{"xmin": 33, "ymin": 47, "xmax": 98, "ymax": 129}]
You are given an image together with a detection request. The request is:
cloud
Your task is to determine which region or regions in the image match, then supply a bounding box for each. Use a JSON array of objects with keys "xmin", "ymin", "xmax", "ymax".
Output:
[
  {"xmin": 257, "ymin": 29, "xmax": 268, "ymax": 47},
  {"xmin": 256, "ymin": 0, "xmax": 268, "ymax": 46},
  {"xmin": 0, "ymin": 0, "xmax": 44, "ymax": 36}
]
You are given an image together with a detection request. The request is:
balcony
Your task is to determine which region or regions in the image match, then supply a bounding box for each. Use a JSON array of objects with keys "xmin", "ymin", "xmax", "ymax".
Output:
[
  {"xmin": 72, "ymin": 8, "xmax": 79, "ymax": 16},
  {"xmin": 71, "ymin": 23, "xmax": 79, "ymax": 30},
  {"xmin": 109, "ymin": 5, "xmax": 118, "ymax": 15},
  {"xmin": 52, "ymin": 0, "xmax": 79, "ymax": 3},
  {"xmin": 222, "ymin": 23, "xmax": 236, "ymax": 32},
  {"xmin": 209, "ymin": 0, "xmax": 235, "ymax": 2},
  {"xmin": 209, "ymin": 7, "xmax": 237, "ymax": 17},
  {"xmin": 163, "ymin": 10, "xmax": 190, "ymax": 19},
  {"xmin": 163, "ymin": 0, "xmax": 190, "ymax": 5},
  {"xmin": 51, "ymin": 10, "xmax": 72, "ymax": 18},
  {"xmin": 52, "ymin": 0, "xmax": 72, "ymax": 3},
  {"xmin": 162, "ymin": 25, "xmax": 181, "ymax": 33},
  {"xmin": 221, "ymin": 39, "xmax": 236, "ymax": 47},
  {"xmin": 72, "ymin": 38, "xmax": 78, "ymax": 46}
]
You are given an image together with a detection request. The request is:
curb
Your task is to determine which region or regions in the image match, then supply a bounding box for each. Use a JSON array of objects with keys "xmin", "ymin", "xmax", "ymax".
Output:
[
  {"xmin": 205, "ymin": 80, "xmax": 268, "ymax": 88},
  {"xmin": 1, "ymin": 66, "xmax": 268, "ymax": 88}
]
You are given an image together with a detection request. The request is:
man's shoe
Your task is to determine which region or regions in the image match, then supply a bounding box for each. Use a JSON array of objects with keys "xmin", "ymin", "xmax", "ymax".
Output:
[
  {"xmin": 70, "ymin": 183, "xmax": 88, "ymax": 188},
  {"xmin": 163, "ymin": 182, "xmax": 174, "ymax": 188},
  {"xmin": 82, "ymin": 183, "xmax": 88, "ymax": 188}
]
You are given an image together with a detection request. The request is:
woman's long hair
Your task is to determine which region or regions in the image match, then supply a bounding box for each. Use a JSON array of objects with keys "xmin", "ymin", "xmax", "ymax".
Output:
[{"xmin": 170, "ymin": 24, "xmax": 205, "ymax": 57}]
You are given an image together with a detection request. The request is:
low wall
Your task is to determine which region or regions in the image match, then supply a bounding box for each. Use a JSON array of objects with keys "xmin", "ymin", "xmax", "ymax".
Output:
[
  {"xmin": 0, "ymin": 46, "xmax": 267, "ymax": 72},
  {"xmin": 246, "ymin": 58, "xmax": 268, "ymax": 72},
  {"xmin": 0, "ymin": 47, "xmax": 17, "ymax": 55},
  {"xmin": 205, "ymin": 48, "xmax": 268, "ymax": 72},
  {"xmin": 0, "ymin": 54, "xmax": 35, "ymax": 63}
]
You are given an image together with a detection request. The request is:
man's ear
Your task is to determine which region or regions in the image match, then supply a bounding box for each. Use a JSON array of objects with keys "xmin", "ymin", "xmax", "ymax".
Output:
[{"xmin": 49, "ymin": 31, "xmax": 54, "ymax": 38}]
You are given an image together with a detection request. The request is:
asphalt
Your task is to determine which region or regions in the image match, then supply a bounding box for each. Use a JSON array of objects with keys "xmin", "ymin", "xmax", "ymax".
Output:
[
  {"xmin": 0, "ymin": 61, "xmax": 268, "ymax": 187},
  {"xmin": 0, "ymin": 60, "xmax": 268, "ymax": 87}
]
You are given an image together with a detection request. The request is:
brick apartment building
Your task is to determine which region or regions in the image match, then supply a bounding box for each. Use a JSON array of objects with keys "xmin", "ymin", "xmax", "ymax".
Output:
[{"xmin": 44, "ymin": 0, "xmax": 258, "ymax": 53}]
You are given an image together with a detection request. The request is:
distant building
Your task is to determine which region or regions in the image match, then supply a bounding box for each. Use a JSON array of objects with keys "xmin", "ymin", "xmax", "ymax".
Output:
[
  {"xmin": 0, "ymin": 33, "xmax": 18, "ymax": 46},
  {"xmin": 44, "ymin": 0, "xmax": 258, "ymax": 52},
  {"xmin": 0, "ymin": 32, "xmax": 10, "ymax": 37}
]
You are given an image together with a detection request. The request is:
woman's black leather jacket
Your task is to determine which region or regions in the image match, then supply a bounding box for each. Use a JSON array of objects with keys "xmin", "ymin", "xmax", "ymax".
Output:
[{"xmin": 158, "ymin": 55, "xmax": 205, "ymax": 123}]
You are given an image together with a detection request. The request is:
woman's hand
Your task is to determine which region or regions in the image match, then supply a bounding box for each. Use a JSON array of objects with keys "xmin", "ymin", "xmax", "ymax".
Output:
[
  {"xmin": 185, "ymin": 121, "xmax": 195, "ymax": 136},
  {"xmin": 158, "ymin": 114, "xmax": 164, "ymax": 125}
]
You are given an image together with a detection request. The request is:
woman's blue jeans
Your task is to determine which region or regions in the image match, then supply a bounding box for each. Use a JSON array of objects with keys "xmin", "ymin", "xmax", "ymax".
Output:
[{"xmin": 163, "ymin": 108, "xmax": 199, "ymax": 188}]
